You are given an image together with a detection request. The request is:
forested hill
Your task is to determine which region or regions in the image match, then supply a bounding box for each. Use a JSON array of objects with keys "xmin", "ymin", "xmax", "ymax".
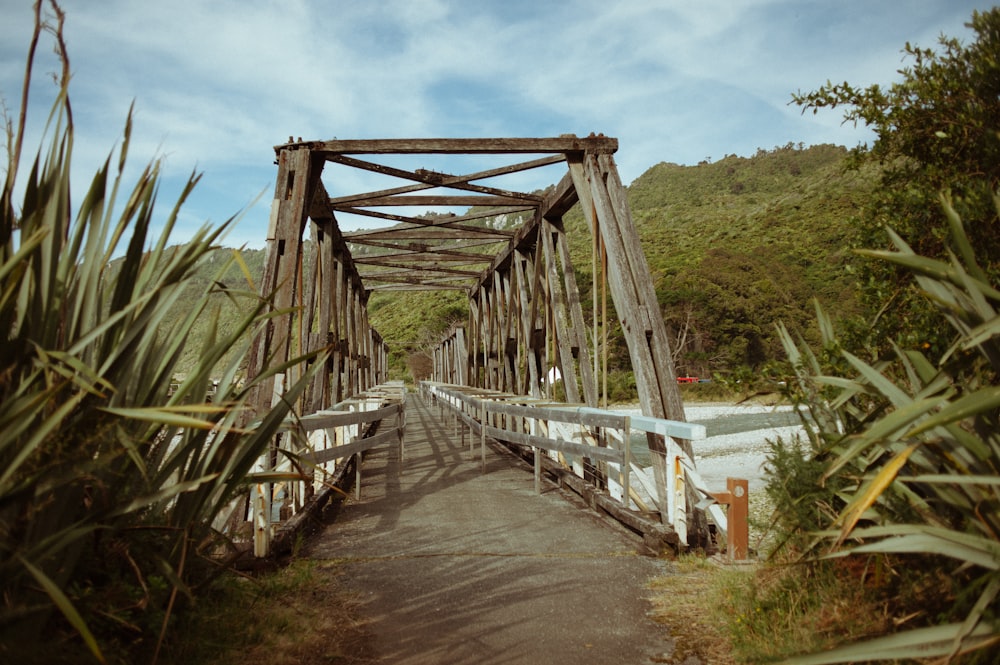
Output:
[
  {"xmin": 170, "ymin": 143, "xmax": 874, "ymax": 389},
  {"xmin": 369, "ymin": 142, "xmax": 874, "ymax": 388},
  {"xmin": 601, "ymin": 143, "xmax": 874, "ymax": 381}
]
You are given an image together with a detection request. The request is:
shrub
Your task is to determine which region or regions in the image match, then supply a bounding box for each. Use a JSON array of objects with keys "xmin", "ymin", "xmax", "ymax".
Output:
[
  {"xmin": 1, "ymin": 5, "xmax": 316, "ymax": 662},
  {"xmin": 769, "ymin": 194, "xmax": 1000, "ymax": 663}
]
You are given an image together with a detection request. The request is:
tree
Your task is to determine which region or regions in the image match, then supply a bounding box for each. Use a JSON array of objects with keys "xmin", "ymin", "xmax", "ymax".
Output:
[{"xmin": 793, "ymin": 8, "xmax": 1000, "ymax": 357}]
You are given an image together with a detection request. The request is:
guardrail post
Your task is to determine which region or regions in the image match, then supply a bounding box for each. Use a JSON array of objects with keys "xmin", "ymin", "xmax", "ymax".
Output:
[
  {"xmin": 533, "ymin": 445, "xmax": 542, "ymax": 494},
  {"xmin": 253, "ymin": 482, "xmax": 271, "ymax": 557},
  {"xmin": 480, "ymin": 400, "xmax": 487, "ymax": 473},
  {"xmin": 398, "ymin": 402, "xmax": 406, "ymax": 463},
  {"xmin": 622, "ymin": 416, "xmax": 631, "ymax": 510},
  {"xmin": 711, "ymin": 477, "xmax": 749, "ymax": 560},
  {"xmin": 354, "ymin": 449, "xmax": 362, "ymax": 501}
]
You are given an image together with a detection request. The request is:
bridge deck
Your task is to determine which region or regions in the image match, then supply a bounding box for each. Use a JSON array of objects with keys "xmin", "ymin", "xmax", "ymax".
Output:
[{"xmin": 304, "ymin": 391, "xmax": 674, "ymax": 664}]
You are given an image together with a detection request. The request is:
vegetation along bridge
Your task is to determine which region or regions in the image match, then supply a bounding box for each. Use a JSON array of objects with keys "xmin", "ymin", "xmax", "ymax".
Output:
[{"xmin": 239, "ymin": 136, "xmax": 748, "ymax": 560}]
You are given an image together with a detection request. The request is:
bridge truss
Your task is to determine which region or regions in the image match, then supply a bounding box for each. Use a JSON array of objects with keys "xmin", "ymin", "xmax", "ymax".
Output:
[{"xmin": 245, "ymin": 136, "xmax": 704, "ymax": 540}]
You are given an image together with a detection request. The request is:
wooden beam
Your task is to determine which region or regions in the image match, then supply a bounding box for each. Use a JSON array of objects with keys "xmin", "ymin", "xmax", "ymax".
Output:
[
  {"xmin": 329, "ymin": 152, "xmax": 565, "ymax": 181},
  {"xmin": 279, "ymin": 136, "xmax": 619, "ymax": 155},
  {"xmin": 363, "ymin": 274, "xmax": 472, "ymax": 287},
  {"xmin": 353, "ymin": 252, "xmax": 492, "ymax": 265},
  {"xmin": 357, "ymin": 261, "xmax": 482, "ymax": 277},
  {"xmin": 345, "ymin": 237, "xmax": 500, "ymax": 260},
  {"xmin": 541, "ymin": 170, "xmax": 579, "ymax": 220},
  {"xmin": 343, "ymin": 205, "xmax": 533, "ymax": 235},
  {"xmin": 325, "ymin": 155, "xmax": 545, "ymax": 204},
  {"xmin": 345, "ymin": 228, "xmax": 508, "ymax": 241},
  {"xmin": 368, "ymin": 283, "xmax": 469, "ymax": 292},
  {"xmin": 333, "ymin": 194, "xmax": 530, "ymax": 208}
]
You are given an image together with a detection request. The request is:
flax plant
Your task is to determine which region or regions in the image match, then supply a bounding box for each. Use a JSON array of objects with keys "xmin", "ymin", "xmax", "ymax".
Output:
[
  {"xmin": 776, "ymin": 193, "xmax": 1000, "ymax": 663},
  {"xmin": 1, "ymin": 4, "xmax": 317, "ymax": 662}
]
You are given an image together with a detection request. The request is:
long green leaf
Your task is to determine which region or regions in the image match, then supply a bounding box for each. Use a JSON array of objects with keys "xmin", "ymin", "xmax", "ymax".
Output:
[
  {"xmin": 100, "ymin": 406, "xmax": 251, "ymax": 432},
  {"xmin": 107, "ymin": 474, "xmax": 221, "ymax": 517},
  {"xmin": 844, "ymin": 533, "xmax": 1000, "ymax": 570},
  {"xmin": 18, "ymin": 555, "xmax": 106, "ymax": 664},
  {"xmin": 905, "ymin": 386, "xmax": 1000, "ymax": 438},
  {"xmin": 835, "ymin": 443, "xmax": 918, "ymax": 544},
  {"xmin": 783, "ymin": 621, "xmax": 999, "ymax": 664}
]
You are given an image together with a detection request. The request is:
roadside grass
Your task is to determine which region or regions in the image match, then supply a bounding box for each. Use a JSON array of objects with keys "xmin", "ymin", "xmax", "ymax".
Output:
[
  {"xmin": 649, "ymin": 552, "xmax": 901, "ymax": 664},
  {"xmin": 648, "ymin": 555, "xmax": 740, "ymax": 664},
  {"xmin": 157, "ymin": 561, "xmax": 374, "ymax": 665}
]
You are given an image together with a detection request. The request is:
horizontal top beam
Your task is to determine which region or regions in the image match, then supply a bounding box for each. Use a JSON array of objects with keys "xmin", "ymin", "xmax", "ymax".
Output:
[{"xmin": 275, "ymin": 136, "xmax": 618, "ymax": 155}]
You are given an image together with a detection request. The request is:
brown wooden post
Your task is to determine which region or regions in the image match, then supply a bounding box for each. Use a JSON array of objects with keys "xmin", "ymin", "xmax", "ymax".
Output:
[
  {"xmin": 568, "ymin": 151, "xmax": 689, "ymax": 528},
  {"xmin": 553, "ymin": 221, "xmax": 597, "ymax": 406},
  {"xmin": 246, "ymin": 147, "xmax": 316, "ymax": 416},
  {"xmin": 455, "ymin": 326, "xmax": 468, "ymax": 384},
  {"xmin": 711, "ymin": 478, "xmax": 750, "ymax": 560},
  {"xmin": 243, "ymin": 146, "xmax": 318, "ymax": 557},
  {"xmin": 513, "ymin": 250, "xmax": 543, "ymax": 397}
]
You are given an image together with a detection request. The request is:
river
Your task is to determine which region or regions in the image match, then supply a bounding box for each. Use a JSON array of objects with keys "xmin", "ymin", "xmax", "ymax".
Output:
[{"xmin": 618, "ymin": 403, "xmax": 805, "ymax": 491}]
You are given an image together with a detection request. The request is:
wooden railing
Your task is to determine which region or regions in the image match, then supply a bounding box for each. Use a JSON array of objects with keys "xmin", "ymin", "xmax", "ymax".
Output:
[
  {"xmin": 421, "ymin": 381, "xmax": 748, "ymax": 558},
  {"xmin": 250, "ymin": 381, "xmax": 407, "ymax": 557}
]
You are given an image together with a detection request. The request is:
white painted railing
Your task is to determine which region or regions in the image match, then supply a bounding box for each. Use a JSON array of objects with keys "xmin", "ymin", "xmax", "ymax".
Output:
[
  {"xmin": 421, "ymin": 381, "xmax": 738, "ymax": 552},
  {"xmin": 250, "ymin": 381, "xmax": 407, "ymax": 557}
]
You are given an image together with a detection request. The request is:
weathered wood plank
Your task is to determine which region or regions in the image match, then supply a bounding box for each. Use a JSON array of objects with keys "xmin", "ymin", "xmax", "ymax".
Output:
[
  {"xmin": 303, "ymin": 427, "xmax": 401, "ymax": 464},
  {"xmin": 348, "ymin": 247, "xmax": 495, "ymax": 263},
  {"xmin": 326, "ymin": 155, "xmax": 545, "ymax": 204},
  {"xmin": 355, "ymin": 260, "xmax": 482, "ymax": 277},
  {"xmin": 335, "ymin": 194, "xmax": 530, "ymax": 208},
  {"xmin": 484, "ymin": 400, "xmax": 627, "ymax": 430},
  {"xmin": 286, "ymin": 136, "xmax": 619, "ymax": 155},
  {"xmin": 329, "ymin": 152, "xmax": 565, "ymax": 180},
  {"xmin": 554, "ymin": 221, "xmax": 598, "ymax": 406},
  {"xmin": 541, "ymin": 220, "xmax": 581, "ymax": 404},
  {"xmin": 295, "ymin": 403, "xmax": 401, "ymax": 430},
  {"xmin": 345, "ymin": 227, "xmax": 509, "ymax": 241},
  {"xmin": 483, "ymin": 426, "xmax": 623, "ymax": 464},
  {"xmin": 366, "ymin": 283, "xmax": 469, "ymax": 292}
]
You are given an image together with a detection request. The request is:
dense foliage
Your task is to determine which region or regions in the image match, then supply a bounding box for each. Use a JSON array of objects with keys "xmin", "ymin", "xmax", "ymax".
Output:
[
  {"xmin": 568, "ymin": 143, "xmax": 869, "ymax": 384},
  {"xmin": 749, "ymin": 10, "xmax": 1000, "ymax": 663},
  {"xmin": 1, "ymin": 6, "xmax": 313, "ymax": 662},
  {"xmin": 764, "ymin": 197, "xmax": 1000, "ymax": 664},
  {"xmin": 793, "ymin": 7, "xmax": 1000, "ymax": 358}
]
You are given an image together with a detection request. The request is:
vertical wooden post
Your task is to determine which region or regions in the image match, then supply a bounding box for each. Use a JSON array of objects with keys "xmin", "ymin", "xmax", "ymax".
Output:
[
  {"xmin": 246, "ymin": 147, "xmax": 316, "ymax": 417},
  {"xmin": 568, "ymin": 151, "xmax": 690, "ymax": 530},
  {"xmin": 480, "ymin": 401, "xmax": 487, "ymax": 473},
  {"xmin": 553, "ymin": 221, "xmax": 597, "ymax": 406},
  {"xmin": 712, "ymin": 478, "xmax": 750, "ymax": 560},
  {"xmin": 244, "ymin": 146, "xmax": 317, "ymax": 557},
  {"xmin": 534, "ymin": 446, "xmax": 542, "ymax": 494}
]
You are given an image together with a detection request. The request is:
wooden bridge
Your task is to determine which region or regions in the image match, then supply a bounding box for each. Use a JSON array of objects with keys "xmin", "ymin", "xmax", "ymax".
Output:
[{"xmin": 237, "ymin": 136, "xmax": 748, "ymax": 560}]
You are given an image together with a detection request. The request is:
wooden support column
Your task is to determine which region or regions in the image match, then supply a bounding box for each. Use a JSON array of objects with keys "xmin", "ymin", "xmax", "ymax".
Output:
[
  {"xmin": 553, "ymin": 221, "xmax": 598, "ymax": 407},
  {"xmin": 513, "ymin": 250, "xmax": 543, "ymax": 397},
  {"xmin": 540, "ymin": 219, "xmax": 598, "ymax": 406},
  {"xmin": 329, "ymin": 257, "xmax": 344, "ymax": 404},
  {"xmin": 568, "ymin": 151, "xmax": 688, "ymax": 527},
  {"xmin": 527, "ymin": 239, "xmax": 548, "ymax": 397},
  {"xmin": 344, "ymin": 277, "xmax": 358, "ymax": 396},
  {"xmin": 246, "ymin": 147, "xmax": 317, "ymax": 418},
  {"xmin": 455, "ymin": 326, "xmax": 468, "ymax": 384}
]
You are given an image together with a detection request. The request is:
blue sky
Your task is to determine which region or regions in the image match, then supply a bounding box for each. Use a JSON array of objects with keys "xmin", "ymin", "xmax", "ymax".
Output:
[{"xmin": 0, "ymin": 0, "xmax": 987, "ymax": 249}]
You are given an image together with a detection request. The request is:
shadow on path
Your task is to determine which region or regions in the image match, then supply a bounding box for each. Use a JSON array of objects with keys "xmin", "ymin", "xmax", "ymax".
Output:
[{"xmin": 304, "ymin": 393, "xmax": 674, "ymax": 664}]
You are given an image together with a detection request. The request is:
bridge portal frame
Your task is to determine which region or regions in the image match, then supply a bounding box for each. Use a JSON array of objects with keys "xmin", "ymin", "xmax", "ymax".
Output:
[{"xmin": 245, "ymin": 136, "xmax": 698, "ymax": 537}]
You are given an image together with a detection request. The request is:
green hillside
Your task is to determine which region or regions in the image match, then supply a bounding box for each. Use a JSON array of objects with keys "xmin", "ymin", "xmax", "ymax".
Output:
[
  {"xmin": 611, "ymin": 143, "xmax": 873, "ymax": 378},
  {"xmin": 368, "ymin": 143, "xmax": 873, "ymax": 386}
]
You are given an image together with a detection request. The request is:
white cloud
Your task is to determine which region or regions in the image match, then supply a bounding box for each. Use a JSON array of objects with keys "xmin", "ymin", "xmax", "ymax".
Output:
[{"xmin": 0, "ymin": 0, "xmax": 988, "ymax": 246}]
